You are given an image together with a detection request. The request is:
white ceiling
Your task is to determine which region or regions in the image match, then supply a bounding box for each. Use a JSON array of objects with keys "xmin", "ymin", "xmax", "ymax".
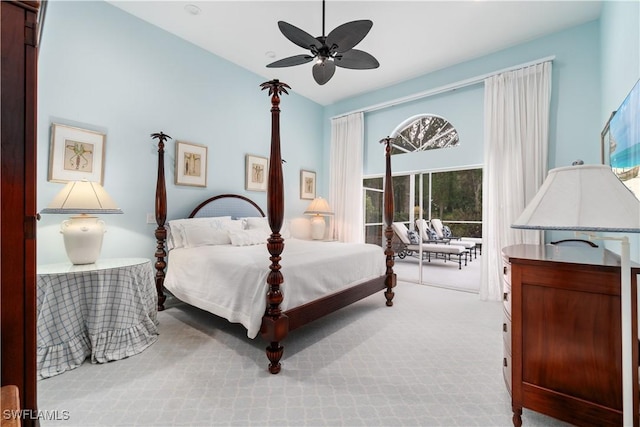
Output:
[{"xmin": 108, "ymin": 0, "xmax": 602, "ymax": 106}]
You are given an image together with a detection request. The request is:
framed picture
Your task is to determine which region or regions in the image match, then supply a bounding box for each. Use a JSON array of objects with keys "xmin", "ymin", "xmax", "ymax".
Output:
[
  {"xmin": 245, "ymin": 154, "xmax": 268, "ymax": 192},
  {"xmin": 48, "ymin": 123, "xmax": 106, "ymax": 184},
  {"xmin": 175, "ymin": 141, "xmax": 207, "ymax": 187},
  {"xmin": 300, "ymin": 170, "xmax": 316, "ymax": 200}
]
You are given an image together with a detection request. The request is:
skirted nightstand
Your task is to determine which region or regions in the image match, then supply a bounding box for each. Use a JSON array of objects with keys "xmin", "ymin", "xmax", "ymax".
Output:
[{"xmin": 36, "ymin": 258, "xmax": 159, "ymax": 378}]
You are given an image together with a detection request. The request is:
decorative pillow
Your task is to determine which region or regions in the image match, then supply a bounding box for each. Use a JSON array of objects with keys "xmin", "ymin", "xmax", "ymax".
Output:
[
  {"xmin": 167, "ymin": 216, "xmax": 234, "ymax": 249},
  {"xmin": 244, "ymin": 217, "xmax": 291, "ymax": 238},
  {"xmin": 244, "ymin": 217, "xmax": 269, "ymax": 230},
  {"xmin": 182, "ymin": 224, "xmax": 231, "ymax": 247},
  {"xmin": 443, "ymin": 225, "xmax": 453, "ymax": 238},
  {"xmin": 289, "ymin": 217, "xmax": 311, "ymax": 240},
  {"xmin": 228, "ymin": 228, "xmax": 270, "ymax": 246},
  {"xmin": 166, "ymin": 224, "xmax": 176, "ymax": 250},
  {"xmin": 425, "ymin": 227, "xmax": 439, "ymax": 241},
  {"xmin": 407, "ymin": 230, "xmax": 420, "ymax": 245}
]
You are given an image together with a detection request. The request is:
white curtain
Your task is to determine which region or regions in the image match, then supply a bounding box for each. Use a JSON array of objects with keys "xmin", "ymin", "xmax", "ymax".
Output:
[
  {"xmin": 480, "ymin": 61, "xmax": 552, "ymax": 300},
  {"xmin": 329, "ymin": 112, "xmax": 364, "ymax": 243}
]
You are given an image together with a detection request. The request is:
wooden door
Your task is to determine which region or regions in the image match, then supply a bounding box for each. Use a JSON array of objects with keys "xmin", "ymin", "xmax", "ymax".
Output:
[{"xmin": 1, "ymin": 1, "xmax": 40, "ymax": 425}]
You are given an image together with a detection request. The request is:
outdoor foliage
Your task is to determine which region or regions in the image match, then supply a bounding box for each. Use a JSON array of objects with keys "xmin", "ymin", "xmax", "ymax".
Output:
[{"xmin": 364, "ymin": 168, "xmax": 483, "ymax": 244}]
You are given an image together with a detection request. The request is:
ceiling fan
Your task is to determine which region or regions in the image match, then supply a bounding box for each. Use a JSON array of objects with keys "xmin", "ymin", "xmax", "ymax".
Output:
[{"xmin": 266, "ymin": 0, "xmax": 379, "ymax": 85}]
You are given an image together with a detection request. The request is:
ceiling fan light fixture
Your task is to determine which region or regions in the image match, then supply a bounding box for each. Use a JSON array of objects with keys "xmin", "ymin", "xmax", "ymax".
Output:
[{"xmin": 266, "ymin": 0, "xmax": 378, "ymax": 85}]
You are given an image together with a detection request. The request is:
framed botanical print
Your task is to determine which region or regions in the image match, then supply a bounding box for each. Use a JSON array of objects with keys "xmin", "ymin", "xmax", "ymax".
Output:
[
  {"xmin": 300, "ymin": 169, "xmax": 316, "ymax": 200},
  {"xmin": 245, "ymin": 154, "xmax": 268, "ymax": 191},
  {"xmin": 175, "ymin": 141, "xmax": 207, "ymax": 187},
  {"xmin": 48, "ymin": 123, "xmax": 106, "ymax": 184}
]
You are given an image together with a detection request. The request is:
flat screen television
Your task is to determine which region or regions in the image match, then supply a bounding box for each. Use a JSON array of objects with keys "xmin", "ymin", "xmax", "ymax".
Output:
[{"xmin": 606, "ymin": 79, "xmax": 640, "ymax": 198}]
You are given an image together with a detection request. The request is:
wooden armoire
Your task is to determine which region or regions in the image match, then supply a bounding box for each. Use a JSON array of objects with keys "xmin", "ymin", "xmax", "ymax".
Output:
[{"xmin": 1, "ymin": 1, "xmax": 41, "ymax": 426}]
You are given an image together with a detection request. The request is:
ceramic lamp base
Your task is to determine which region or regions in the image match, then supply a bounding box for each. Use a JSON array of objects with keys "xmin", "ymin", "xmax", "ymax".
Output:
[
  {"xmin": 309, "ymin": 215, "xmax": 326, "ymax": 240},
  {"xmin": 61, "ymin": 215, "xmax": 105, "ymax": 264}
]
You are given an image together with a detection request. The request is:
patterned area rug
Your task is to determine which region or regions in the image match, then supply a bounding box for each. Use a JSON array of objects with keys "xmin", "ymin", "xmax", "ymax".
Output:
[{"xmin": 38, "ymin": 282, "xmax": 569, "ymax": 426}]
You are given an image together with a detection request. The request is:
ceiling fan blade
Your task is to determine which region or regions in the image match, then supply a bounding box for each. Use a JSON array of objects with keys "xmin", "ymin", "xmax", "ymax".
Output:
[
  {"xmin": 278, "ymin": 21, "xmax": 321, "ymax": 50},
  {"xmin": 334, "ymin": 49, "xmax": 379, "ymax": 70},
  {"xmin": 326, "ymin": 20, "xmax": 373, "ymax": 53},
  {"xmin": 267, "ymin": 54, "xmax": 314, "ymax": 68},
  {"xmin": 312, "ymin": 60, "xmax": 336, "ymax": 85}
]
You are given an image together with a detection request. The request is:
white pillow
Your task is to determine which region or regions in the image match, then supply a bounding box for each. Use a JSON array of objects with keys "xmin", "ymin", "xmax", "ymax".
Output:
[
  {"xmin": 167, "ymin": 216, "xmax": 233, "ymax": 249},
  {"xmin": 182, "ymin": 225, "xmax": 228, "ymax": 247},
  {"xmin": 228, "ymin": 228, "xmax": 270, "ymax": 246},
  {"xmin": 244, "ymin": 217, "xmax": 290, "ymax": 238},
  {"xmin": 289, "ymin": 217, "xmax": 311, "ymax": 240}
]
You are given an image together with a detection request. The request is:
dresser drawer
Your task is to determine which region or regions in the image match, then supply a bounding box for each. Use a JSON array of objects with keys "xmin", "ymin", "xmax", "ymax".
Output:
[
  {"xmin": 503, "ymin": 343, "xmax": 512, "ymax": 395},
  {"xmin": 502, "ymin": 257, "xmax": 512, "ymax": 316},
  {"xmin": 503, "ymin": 309, "xmax": 512, "ymax": 354}
]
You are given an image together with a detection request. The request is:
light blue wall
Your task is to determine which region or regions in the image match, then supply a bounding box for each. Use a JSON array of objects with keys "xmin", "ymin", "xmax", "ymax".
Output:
[
  {"xmin": 37, "ymin": 1, "xmax": 639, "ymax": 264},
  {"xmin": 37, "ymin": 1, "xmax": 323, "ymax": 264},
  {"xmin": 600, "ymin": 0, "xmax": 639, "ymax": 120},
  {"xmin": 324, "ymin": 20, "xmax": 602, "ymax": 181}
]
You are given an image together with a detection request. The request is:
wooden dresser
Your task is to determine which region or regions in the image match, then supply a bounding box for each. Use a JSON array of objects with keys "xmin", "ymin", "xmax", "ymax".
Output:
[{"xmin": 502, "ymin": 244, "xmax": 639, "ymax": 426}]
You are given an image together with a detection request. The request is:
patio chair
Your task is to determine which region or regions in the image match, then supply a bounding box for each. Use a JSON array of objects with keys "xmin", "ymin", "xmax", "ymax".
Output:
[
  {"xmin": 392, "ymin": 222, "xmax": 468, "ymax": 269},
  {"xmin": 416, "ymin": 219, "xmax": 477, "ymax": 260}
]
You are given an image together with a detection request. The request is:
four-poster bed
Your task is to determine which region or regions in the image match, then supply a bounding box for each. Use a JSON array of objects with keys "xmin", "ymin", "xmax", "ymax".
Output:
[{"xmin": 151, "ymin": 80, "xmax": 396, "ymax": 373}]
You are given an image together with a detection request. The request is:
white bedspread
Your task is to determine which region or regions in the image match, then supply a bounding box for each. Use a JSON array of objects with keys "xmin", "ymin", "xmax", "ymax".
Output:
[{"xmin": 164, "ymin": 238, "xmax": 386, "ymax": 338}]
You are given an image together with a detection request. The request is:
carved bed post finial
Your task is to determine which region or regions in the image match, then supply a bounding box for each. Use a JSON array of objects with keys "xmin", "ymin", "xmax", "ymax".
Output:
[
  {"xmin": 259, "ymin": 79, "xmax": 291, "ymax": 374},
  {"xmin": 380, "ymin": 137, "xmax": 396, "ymax": 306},
  {"xmin": 151, "ymin": 131, "xmax": 172, "ymax": 311}
]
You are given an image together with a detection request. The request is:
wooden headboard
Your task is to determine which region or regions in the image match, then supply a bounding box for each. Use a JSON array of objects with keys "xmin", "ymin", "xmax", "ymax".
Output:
[{"xmin": 189, "ymin": 194, "xmax": 265, "ymax": 219}]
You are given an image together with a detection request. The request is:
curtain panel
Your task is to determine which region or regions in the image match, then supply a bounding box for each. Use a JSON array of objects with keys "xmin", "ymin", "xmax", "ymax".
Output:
[
  {"xmin": 329, "ymin": 112, "xmax": 364, "ymax": 243},
  {"xmin": 480, "ymin": 61, "xmax": 552, "ymax": 300}
]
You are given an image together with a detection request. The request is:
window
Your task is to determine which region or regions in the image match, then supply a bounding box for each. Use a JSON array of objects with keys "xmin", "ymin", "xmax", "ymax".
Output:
[{"xmin": 391, "ymin": 114, "xmax": 459, "ymax": 155}]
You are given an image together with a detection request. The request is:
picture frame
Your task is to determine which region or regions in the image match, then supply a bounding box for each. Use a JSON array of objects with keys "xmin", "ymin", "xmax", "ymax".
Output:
[
  {"xmin": 48, "ymin": 123, "xmax": 106, "ymax": 184},
  {"xmin": 300, "ymin": 169, "xmax": 316, "ymax": 200},
  {"xmin": 245, "ymin": 154, "xmax": 268, "ymax": 192},
  {"xmin": 175, "ymin": 141, "xmax": 208, "ymax": 187}
]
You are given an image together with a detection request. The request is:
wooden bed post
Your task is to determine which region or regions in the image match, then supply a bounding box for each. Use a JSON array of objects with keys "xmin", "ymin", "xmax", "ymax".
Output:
[
  {"xmin": 259, "ymin": 79, "xmax": 290, "ymax": 374},
  {"xmin": 380, "ymin": 137, "xmax": 396, "ymax": 306},
  {"xmin": 151, "ymin": 131, "xmax": 171, "ymax": 311}
]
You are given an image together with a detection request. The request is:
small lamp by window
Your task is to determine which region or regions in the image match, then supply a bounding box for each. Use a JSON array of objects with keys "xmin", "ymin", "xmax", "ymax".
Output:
[
  {"xmin": 41, "ymin": 180, "xmax": 123, "ymax": 265},
  {"xmin": 304, "ymin": 197, "xmax": 333, "ymax": 240}
]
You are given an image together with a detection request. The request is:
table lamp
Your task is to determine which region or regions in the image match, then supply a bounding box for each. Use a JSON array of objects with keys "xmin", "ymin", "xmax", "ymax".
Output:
[
  {"xmin": 41, "ymin": 180, "xmax": 123, "ymax": 265},
  {"xmin": 304, "ymin": 197, "xmax": 333, "ymax": 240},
  {"xmin": 511, "ymin": 162, "xmax": 640, "ymax": 426}
]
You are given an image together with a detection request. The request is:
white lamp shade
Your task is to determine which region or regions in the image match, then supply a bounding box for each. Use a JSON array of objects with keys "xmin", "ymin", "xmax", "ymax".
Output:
[
  {"xmin": 41, "ymin": 180, "xmax": 122, "ymax": 264},
  {"xmin": 512, "ymin": 164, "xmax": 640, "ymax": 233},
  {"xmin": 41, "ymin": 180, "xmax": 122, "ymax": 214},
  {"xmin": 304, "ymin": 197, "xmax": 333, "ymax": 216}
]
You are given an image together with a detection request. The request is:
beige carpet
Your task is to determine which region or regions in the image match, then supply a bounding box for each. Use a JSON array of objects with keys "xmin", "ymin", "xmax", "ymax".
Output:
[
  {"xmin": 393, "ymin": 251, "xmax": 481, "ymax": 293},
  {"xmin": 37, "ymin": 281, "xmax": 569, "ymax": 426}
]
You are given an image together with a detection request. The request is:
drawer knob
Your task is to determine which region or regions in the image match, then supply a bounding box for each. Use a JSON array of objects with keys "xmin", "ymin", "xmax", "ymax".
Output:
[
  {"xmin": 503, "ymin": 322, "xmax": 508, "ymax": 332},
  {"xmin": 503, "ymin": 357, "xmax": 508, "ymax": 367},
  {"xmin": 503, "ymin": 292, "xmax": 508, "ymax": 302},
  {"xmin": 503, "ymin": 266, "xmax": 507, "ymax": 275}
]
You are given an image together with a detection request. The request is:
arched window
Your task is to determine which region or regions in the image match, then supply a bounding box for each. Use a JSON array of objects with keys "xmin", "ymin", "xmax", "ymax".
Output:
[{"xmin": 390, "ymin": 114, "xmax": 459, "ymax": 155}]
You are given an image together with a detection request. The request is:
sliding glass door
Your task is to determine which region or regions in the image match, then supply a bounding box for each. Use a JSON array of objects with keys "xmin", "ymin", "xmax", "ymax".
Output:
[{"xmin": 364, "ymin": 167, "xmax": 482, "ymax": 291}]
